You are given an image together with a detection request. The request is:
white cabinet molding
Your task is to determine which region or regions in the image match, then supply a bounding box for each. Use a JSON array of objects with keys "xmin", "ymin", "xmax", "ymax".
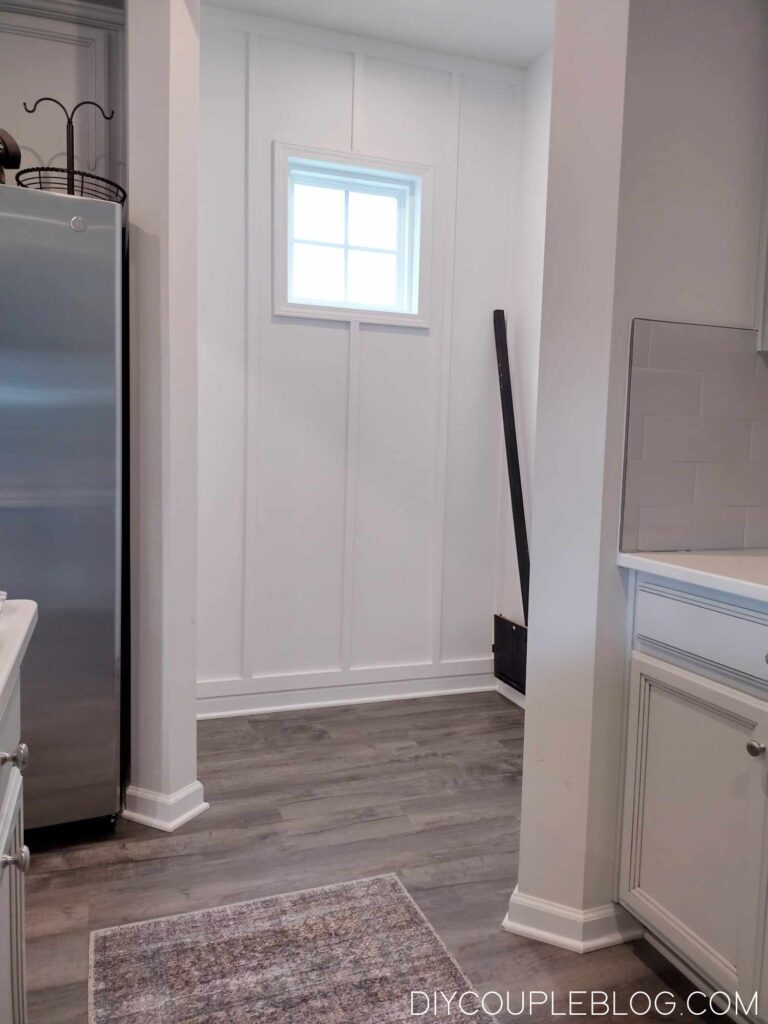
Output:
[
  {"xmin": 0, "ymin": 8, "xmax": 118, "ymax": 182},
  {"xmin": 0, "ymin": 770, "xmax": 26, "ymax": 1024},
  {"xmin": 0, "ymin": 1, "xmax": 123, "ymax": 29},
  {"xmin": 634, "ymin": 581, "xmax": 768, "ymax": 691},
  {"xmin": 620, "ymin": 652, "xmax": 768, "ymax": 996}
]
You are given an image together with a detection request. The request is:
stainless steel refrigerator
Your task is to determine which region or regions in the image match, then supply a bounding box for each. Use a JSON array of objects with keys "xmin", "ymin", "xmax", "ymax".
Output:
[{"xmin": 0, "ymin": 183, "xmax": 123, "ymax": 828}]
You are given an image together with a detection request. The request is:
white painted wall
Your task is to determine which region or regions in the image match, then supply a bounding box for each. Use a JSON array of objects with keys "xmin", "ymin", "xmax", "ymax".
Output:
[
  {"xmin": 198, "ymin": 9, "xmax": 527, "ymax": 715},
  {"xmin": 498, "ymin": 47, "xmax": 552, "ymax": 623},
  {"xmin": 506, "ymin": 0, "xmax": 768, "ymax": 949}
]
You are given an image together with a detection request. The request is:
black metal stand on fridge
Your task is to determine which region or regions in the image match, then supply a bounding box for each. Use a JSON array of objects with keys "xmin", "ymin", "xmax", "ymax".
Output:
[{"xmin": 493, "ymin": 309, "xmax": 529, "ymax": 695}]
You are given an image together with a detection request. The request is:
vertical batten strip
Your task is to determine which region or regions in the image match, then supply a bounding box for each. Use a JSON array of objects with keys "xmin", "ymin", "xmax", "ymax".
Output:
[
  {"xmin": 340, "ymin": 319, "xmax": 362, "ymax": 669},
  {"xmin": 341, "ymin": 54, "xmax": 363, "ymax": 668},
  {"xmin": 351, "ymin": 51, "xmax": 364, "ymax": 152},
  {"xmin": 241, "ymin": 29, "xmax": 261, "ymax": 680},
  {"xmin": 428, "ymin": 71, "xmax": 462, "ymax": 666}
]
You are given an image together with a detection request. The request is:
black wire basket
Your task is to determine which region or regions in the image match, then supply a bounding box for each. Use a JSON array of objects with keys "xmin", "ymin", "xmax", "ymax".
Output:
[{"xmin": 16, "ymin": 167, "xmax": 126, "ymax": 206}]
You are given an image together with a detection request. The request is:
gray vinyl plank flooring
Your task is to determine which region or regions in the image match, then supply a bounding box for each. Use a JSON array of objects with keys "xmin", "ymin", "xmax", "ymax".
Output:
[{"xmin": 25, "ymin": 691, "xmax": 712, "ymax": 1023}]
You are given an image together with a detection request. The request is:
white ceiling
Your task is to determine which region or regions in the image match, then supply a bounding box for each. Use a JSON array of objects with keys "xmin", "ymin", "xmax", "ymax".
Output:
[{"xmin": 205, "ymin": 0, "xmax": 555, "ymax": 68}]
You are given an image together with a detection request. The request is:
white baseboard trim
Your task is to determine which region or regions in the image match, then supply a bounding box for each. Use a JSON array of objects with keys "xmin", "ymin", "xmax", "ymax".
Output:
[
  {"xmin": 197, "ymin": 673, "xmax": 496, "ymax": 719},
  {"xmin": 496, "ymin": 679, "xmax": 525, "ymax": 709},
  {"xmin": 502, "ymin": 885, "xmax": 645, "ymax": 953},
  {"xmin": 122, "ymin": 780, "xmax": 209, "ymax": 832}
]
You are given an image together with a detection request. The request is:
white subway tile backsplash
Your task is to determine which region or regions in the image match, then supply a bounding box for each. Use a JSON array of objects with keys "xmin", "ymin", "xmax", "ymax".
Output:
[
  {"xmin": 641, "ymin": 416, "xmax": 750, "ymax": 463},
  {"xmin": 621, "ymin": 319, "xmax": 763, "ymax": 553},
  {"xmin": 621, "ymin": 503, "xmax": 639, "ymax": 551},
  {"xmin": 631, "ymin": 320, "xmax": 651, "ymax": 368},
  {"xmin": 745, "ymin": 507, "xmax": 768, "ymax": 548},
  {"xmin": 694, "ymin": 462, "xmax": 768, "ymax": 507},
  {"xmin": 626, "ymin": 416, "xmax": 644, "ymax": 461},
  {"xmin": 637, "ymin": 505, "xmax": 746, "ymax": 552},
  {"xmin": 624, "ymin": 461, "xmax": 696, "ymax": 507},
  {"xmin": 648, "ymin": 321, "xmax": 757, "ymax": 373},
  {"xmin": 629, "ymin": 368, "xmax": 701, "ymax": 416},
  {"xmin": 700, "ymin": 369, "xmax": 768, "ymax": 419},
  {"xmin": 749, "ymin": 419, "xmax": 768, "ymax": 461}
]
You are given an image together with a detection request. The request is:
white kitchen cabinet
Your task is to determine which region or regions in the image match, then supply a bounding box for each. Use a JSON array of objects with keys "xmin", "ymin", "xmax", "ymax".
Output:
[
  {"xmin": 620, "ymin": 651, "xmax": 768, "ymax": 1000},
  {"xmin": 0, "ymin": 601, "xmax": 38, "ymax": 1024},
  {"xmin": 0, "ymin": 768, "xmax": 26, "ymax": 1024}
]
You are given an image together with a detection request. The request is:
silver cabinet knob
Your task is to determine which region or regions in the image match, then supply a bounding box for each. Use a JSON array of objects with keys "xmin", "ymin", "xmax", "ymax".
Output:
[
  {"xmin": 1, "ymin": 846, "xmax": 30, "ymax": 874},
  {"xmin": 747, "ymin": 740, "xmax": 766, "ymax": 757},
  {"xmin": 0, "ymin": 743, "xmax": 28, "ymax": 771}
]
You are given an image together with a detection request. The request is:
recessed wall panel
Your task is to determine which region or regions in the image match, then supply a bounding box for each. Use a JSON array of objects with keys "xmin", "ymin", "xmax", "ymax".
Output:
[
  {"xmin": 256, "ymin": 36, "xmax": 353, "ymax": 150},
  {"xmin": 441, "ymin": 76, "xmax": 519, "ymax": 661},
  {"xmin": 355, "ymin": 57, "xmax": 452, "ymax": 163},
  {"xmin": 250, "ymin": 321, "xmax": 349, "ymax": 676},
  {"xmin": 350, "ymin": 327, "xmax": 438, "ymax": 668}
]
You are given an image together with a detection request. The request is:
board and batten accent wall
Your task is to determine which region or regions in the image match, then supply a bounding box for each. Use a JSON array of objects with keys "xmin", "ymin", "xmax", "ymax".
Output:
[
  {"xmin": 621, "ymin": 318, "xmax": 765, "ymax": 552},
  {"xmin": 197, "ymin": 9, "xmax": 525, "ymax": 716}
]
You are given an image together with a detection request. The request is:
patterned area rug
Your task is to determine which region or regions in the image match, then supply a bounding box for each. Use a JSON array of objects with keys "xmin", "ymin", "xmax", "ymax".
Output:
[{"xmin": 89, "ymin": 874, "xmax": 494, "ymax": 1023}]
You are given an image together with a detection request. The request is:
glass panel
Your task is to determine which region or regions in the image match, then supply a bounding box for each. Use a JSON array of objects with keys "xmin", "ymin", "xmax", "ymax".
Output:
[
  {"xmin": 347, "ymin": 249, "xmax": 398, "ymax": 308},
  {"xmin": 348, "ymin": 191, "xmax": 398, "ymax": 251},
  {"xmin": 292, "ymin": 183, "xmax": 345, "ymax": 244},
  {"xmin": 291, "ymin": 243, "xmax": 345, "ymax": 304}
]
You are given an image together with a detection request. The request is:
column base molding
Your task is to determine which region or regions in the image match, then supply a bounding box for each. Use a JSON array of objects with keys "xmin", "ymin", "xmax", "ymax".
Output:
[
  {"xmin": 502, "ymin": 885, "xmax": 644, "ymax": 953},
  {"xmin": 122, "ymin": 780, "xmax": 208, "ymax": 832}
]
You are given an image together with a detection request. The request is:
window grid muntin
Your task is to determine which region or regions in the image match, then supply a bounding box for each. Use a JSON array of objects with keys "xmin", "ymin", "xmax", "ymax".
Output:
[{"xmin": 287, "ymin": 160, "xmax": 417, "ymax": 314}]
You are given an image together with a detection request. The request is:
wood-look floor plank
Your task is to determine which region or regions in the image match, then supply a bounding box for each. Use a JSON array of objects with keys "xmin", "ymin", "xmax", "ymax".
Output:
[{"xmin": 25, "ymin": 692, "xmax": 713, "ymax": 1023}]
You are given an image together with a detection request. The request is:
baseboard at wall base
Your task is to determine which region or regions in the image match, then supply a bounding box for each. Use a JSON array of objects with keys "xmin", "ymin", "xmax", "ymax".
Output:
[
  {"xmin": 502, "ymin": 885, "xmax": 645, "ymax": 953},
  {"xmin": 197, "ymin": 673, "xmax": 496, "ymax": 719},
  {"xmin": 496, "ymin": 679, "xmax": 526, "ymax": 709},
  {"xmin": 123, "ymin": 780, "xmax": 209, "ymax": 832}
]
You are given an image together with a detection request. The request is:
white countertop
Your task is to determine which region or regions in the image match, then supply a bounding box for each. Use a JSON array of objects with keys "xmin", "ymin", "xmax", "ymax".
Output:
[
  {"xmin": 618, "ymin": 550, "xmax": 768, "ymax": 604},
  {"xmin": 0, "ymin": 600, "xmax": 37, "ymax": 715}
]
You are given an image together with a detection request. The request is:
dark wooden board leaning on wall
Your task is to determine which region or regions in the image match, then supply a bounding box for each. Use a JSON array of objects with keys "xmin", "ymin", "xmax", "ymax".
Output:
[{"xmin": 493, "ymin": 309, "xmax": 529, "ymax": 695}]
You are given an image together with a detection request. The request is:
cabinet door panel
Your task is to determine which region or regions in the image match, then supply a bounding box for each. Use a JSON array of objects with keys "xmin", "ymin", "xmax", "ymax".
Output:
[
  {"xmin": 621, "ymin": 653, "xmax": 768, "ymax": 996},
  {"xmin": 0, "ymin": 770, "xmax": 26, "ymax": 1024},
  {"xmin": 0, "ymin": 855, "xmax": 12, "ymax": 1024}
]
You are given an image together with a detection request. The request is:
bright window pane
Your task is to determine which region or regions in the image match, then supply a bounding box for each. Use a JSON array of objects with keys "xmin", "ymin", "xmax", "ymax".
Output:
[
  {"xmin": 347, "ymin": 250, "xmax": 397, "ymax": 308},
  {"xmin": 291, "ymin": 243, "xmax": 344, "ymax": 304},
  {"xmin": 348, "ymin": 191, "xmax": 398, "ymax": 250},
  {"xmin": 292, "ymin": 183, "xmax": 344, "ymax": 244}
]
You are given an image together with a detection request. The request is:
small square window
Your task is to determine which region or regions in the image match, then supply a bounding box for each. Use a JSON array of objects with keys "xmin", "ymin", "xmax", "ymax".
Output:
[{"xmin": 274, "ymin": 144, "xmax": 431, "ymax": 326}]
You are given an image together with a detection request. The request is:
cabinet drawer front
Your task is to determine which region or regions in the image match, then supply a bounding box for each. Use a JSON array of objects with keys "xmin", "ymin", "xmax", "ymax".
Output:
[{"xmin": 635, "ymin": 585, "xmax": 768, "ymax": 685}]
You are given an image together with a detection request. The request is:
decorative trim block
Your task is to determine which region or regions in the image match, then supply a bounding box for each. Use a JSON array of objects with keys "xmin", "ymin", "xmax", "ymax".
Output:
[
  {"xmin": 0, "ymin": 0, "xmax": 124, "ymax": 29},
  {"xmin": 123, "ymin": 780, "xmax": 208, "ymax": 833},
  {"xmin": 502, "ymin": 885, "xmax": 644, "ymax": 953}
]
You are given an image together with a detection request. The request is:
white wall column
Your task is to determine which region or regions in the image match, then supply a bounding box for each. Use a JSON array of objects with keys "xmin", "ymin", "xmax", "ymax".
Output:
[
  {"xmin": 123, "ymin": 0, "xmax": 207, "ymax": 831},
  {"xmin": 502, "ymin": 0, "xmax": 642, "ymax": 952},
  {"xmin": 504, "ymin": 0, "xmax": 768, "ymax": 952}
]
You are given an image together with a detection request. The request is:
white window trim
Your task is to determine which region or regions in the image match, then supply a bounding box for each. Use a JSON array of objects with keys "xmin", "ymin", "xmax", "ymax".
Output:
[{"xmin": 273, "ymin": 141, "xmax": 433, "ymax": 328}]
